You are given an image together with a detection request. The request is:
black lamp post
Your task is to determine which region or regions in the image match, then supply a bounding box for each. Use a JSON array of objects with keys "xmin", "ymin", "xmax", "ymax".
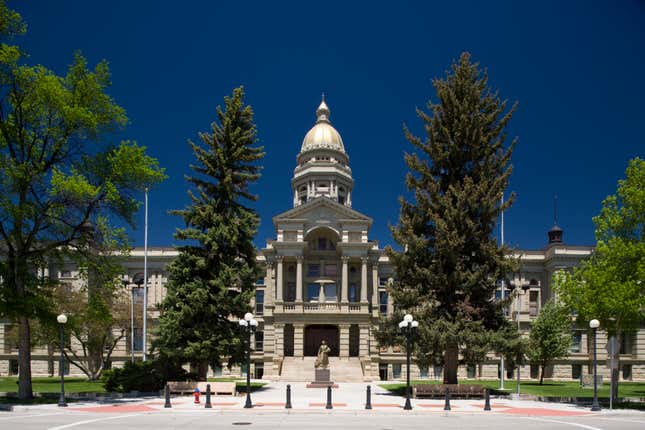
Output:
[
  {"xmin": 239, "ymin": 312, "xmax": 258, "ymax": 408},
  {"xmin": 590, "ymin": 318, "xmax": 601, "ymax": 411},
  {"xmin": 57, "ymin": 313, "xmax": 68, "ymax": 407},
  {"xmin": 398, "ymin": 313, "xmax": 419, "ymax": 410}
]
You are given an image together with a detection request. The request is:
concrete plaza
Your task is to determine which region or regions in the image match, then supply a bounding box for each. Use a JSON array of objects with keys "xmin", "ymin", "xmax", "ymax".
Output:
[{"xmin": 1, "ymin": 382, "xmax": 644, "ymax": 429}]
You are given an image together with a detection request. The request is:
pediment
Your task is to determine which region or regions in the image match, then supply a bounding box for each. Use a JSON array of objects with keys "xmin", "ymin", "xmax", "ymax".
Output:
[{"xmin": 272, "ymin": 197, "xmax": 372, "ymax": 227}]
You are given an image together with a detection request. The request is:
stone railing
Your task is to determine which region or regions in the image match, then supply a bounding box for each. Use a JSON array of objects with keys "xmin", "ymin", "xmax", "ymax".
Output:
[{"xmin": 274, "ymin": 302, "xmax": 369, "ymax": 314}]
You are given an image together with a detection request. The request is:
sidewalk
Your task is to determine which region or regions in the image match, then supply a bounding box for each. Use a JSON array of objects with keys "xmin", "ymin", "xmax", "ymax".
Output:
[{"xmin": 11, "ymin": 382, "xmax": 612, "ymax": 416}]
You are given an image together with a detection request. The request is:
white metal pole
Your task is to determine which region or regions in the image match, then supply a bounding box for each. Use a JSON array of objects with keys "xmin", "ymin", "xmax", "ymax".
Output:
[
  {"xmin": 500, "ymin": 193, "xmax": 505, "ymax": 390},
  {"xmin": 142, "ymin": 188, "xmax": 149, "ymax": 361}
]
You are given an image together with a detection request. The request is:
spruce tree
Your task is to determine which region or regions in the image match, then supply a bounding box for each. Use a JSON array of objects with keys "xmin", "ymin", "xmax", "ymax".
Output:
[
  {"xmin": 380, "ymin": 53, "xmax": 518, "ymax": 384},
  {"xmin": 156, "ymin": 87, "xmax": 264, "ymax": 378}
]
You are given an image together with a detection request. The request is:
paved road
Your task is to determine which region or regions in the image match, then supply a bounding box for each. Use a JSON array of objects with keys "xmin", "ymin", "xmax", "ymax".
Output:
[
  {"xmin": 1, "ymin": 409, "xmax": 644, "ymax": 430},
  {"xmin": 1, "ymin": 383, "xmax": 643, "ymax": 429}
]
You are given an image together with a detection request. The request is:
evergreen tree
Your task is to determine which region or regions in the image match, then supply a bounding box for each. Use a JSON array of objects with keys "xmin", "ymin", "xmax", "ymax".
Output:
[
  {"xmin": 155, "ymin": 87, "xmax": 264, "ymax": 378},
  {"xmin": 379, "ymin": 53, "xmax": 517, "ymax": 384}
]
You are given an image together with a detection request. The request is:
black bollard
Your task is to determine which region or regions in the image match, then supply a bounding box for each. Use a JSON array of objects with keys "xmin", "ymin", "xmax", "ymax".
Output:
[
  {"xmin": 325, "ymin": 385, "xmax": 333, "ymax": 409},
  {"xmin": 164, "ymin": 384, "xmax": 171, "ymax": 408},
  {"xmin": 484, "ymin": 388, "xmax": 491, "ymax": 411},
  {"xmin": 285, "ymin": 384, "xmax": 292, "ymax": 409},
  {"xmin": 205, "ymin": 384, "xmax": 212, "ymax": 409},
  {"xmin": 443, "ymin": 388, "xmax": 451, "ymax": 411},
  {"xmin": 365, "ymin": 385, "xmax": 372, "ymax": 410}
]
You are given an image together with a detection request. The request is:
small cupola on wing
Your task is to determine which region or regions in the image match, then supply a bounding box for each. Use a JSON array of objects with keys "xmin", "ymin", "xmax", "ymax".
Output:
[{"xmin": 292, "ymin": 95, "xmax": 354, "ymax": 208}]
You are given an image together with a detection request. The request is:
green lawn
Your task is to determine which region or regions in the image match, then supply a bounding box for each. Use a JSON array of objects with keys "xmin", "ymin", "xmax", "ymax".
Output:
[
  {"xmin": 379, "ymin": 379, "xmax": 645, "ymax": 399},
  {"xmin": 0, "ymin": 377, "xmax": 105, "ymax": 394},
  {"xmin": 206, "ymin": 377, "xmax": 267, "ymax": 393}
]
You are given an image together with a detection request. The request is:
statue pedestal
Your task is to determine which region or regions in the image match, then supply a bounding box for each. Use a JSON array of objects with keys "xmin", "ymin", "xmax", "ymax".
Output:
[{"xmin": 306, "ymin": 368, "xmax": 338, "ymax": 388}]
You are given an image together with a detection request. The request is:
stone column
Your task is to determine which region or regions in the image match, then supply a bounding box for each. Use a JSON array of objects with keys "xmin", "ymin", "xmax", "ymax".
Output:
[
  {"xmin": 276, "ymin": 256, "xmax": 283, "ymax": 302},
  {"xmin": 294, "ymin": 324, "xmax": 304, "ymax": 357},
  {"xmin": 339, "ymin": 324, "xmax": 350, "ymax": 358},
  {"xmin": 341, "ymin": 256, "xmax": 349, "ymax": 303},
  {"xmin": 360, "ymin": 257, "xmax": 368, "ymax": 303},
  {"xmin": 372, "ymin": 263, "xmax": 379, "ymax": 314},
  {"xmin": 296, "ymin": 256, "xmax": 303, "ymax": 302}
]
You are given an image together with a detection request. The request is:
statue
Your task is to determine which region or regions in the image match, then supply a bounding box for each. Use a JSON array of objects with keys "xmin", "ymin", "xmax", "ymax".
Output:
[{"xmin": 314, "ymin": 340, "xmax": 331, "ymax": 369}]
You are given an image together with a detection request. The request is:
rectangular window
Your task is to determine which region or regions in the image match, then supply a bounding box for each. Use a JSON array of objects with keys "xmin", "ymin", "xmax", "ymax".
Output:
[
  {"xmin": 285, "ymin": 282, "xmax": 296, "ymax": 302},
  {"xmin": 570, "ymin": 331, "xmax": 582, "ymax": 353},
  {"xmin": 59, "ymin": 359, "xmax": 70, "ymax": 376},
  {"xmin": 307, "ymin": 264, "xmax": 320, "ymax": 277},
  {"xmin": 254, "ymin": 362, "xmax": 264, "ymax": 380},
  {"xmin": 307, "ymin": 283, "xmax": 319, "ymax": 301},
  {"xmin": 133, "ymin": 328, "xmax": 143, "ymax": 352},
  {"xmin": 530, "ymin": 364, "xmax": 539, "ymax": 379},
  {"xmin": 572, "ymin": 364, "xmax": 582, "ymax": 380},
  {"xmin": 323, "ymin": 284, "xmax": 337, "ymax": 301},
  {"xmin": 529, "ymin": 291, "xmax": 539, "ymax": 316},
  {"xmin": 324, "ymin": 264, "xmax": 337, "ymax": 277},
  {"xmin": 255, "ymin": 290, "xmax": 264, "ymax": 315},
  {"xmin": 622, "ymin": 364, "xmax": 632, "ymax": 380},
  {"xmin": 255, "ymin": 331, "xmax": 264, "ymax": 352},
  {"xmin": 379, "ymin": 363, "xmax": 388, "ymax": 381},
  {"xmin": 349, "ymin": 283, "xmax": 358, "ymax": 303},
  {"xmin": 467, "ymin": 365, "xmax": 477, "ymax": 379},
  {"xmin": 620, "ymin": 334, "xmax": 633, "ymax": 355},
  {"xmin": 213, "ymin": 365, "xmax": 223, "ymax": 377},
  {"xmin": 255, "ymin": 277, "xmax": 265, "ymax": 286},
  {"xmin": 379, "ymin": 291, "xmax": 388, "ymax": 314},
  {"xmin": 433, "ymin": 365, "xmax": 443, "ymax": 380},
  {"xmin": 419, "ymin": 366, "xmax": 429, "ymax": 378},
  {"xmin": 9, "ymin": 359, "xmax": 19, "ymax": 376},
  {"xmin": 392, "ymin": 363, "xmax": 402, "ymax": 379}
]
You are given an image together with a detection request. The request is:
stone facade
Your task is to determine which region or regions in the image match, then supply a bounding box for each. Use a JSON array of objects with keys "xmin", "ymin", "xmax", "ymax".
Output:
[{"xmin": 1, "ymin": 98, "xmax": 643, "ymax": 382}]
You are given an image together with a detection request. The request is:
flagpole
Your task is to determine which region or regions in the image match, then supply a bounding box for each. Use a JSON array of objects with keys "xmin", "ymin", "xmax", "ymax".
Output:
[
  {"xmin": 143, "ymin": 187, "xmax": 149, "ymax": 361},
  {"xmin": 500, "ymin": 192, "xmax": 505, "ymax": 390}
]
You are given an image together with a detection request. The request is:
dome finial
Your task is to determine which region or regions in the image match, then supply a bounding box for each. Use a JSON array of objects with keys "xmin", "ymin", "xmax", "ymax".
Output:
[{"xmin": 316, "ymin": 93, "xmax": 330, "ymax": 123}]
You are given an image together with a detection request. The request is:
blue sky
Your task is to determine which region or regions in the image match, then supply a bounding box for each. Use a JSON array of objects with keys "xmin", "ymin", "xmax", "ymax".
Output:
[{"xmin": 14, "ymin": 0, "xmax": 644, "ymax": 250}]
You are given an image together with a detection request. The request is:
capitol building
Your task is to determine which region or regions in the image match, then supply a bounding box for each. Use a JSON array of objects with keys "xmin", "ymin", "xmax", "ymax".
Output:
[{"xmin": 1, "ymin": 98, "xmax": 643, "ymax": 382}]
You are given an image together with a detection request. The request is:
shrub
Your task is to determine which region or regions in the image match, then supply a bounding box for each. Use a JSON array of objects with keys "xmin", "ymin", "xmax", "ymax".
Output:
[{"xmin": 101, "ymin": 358, "xmax": 196, "ymax": 393}]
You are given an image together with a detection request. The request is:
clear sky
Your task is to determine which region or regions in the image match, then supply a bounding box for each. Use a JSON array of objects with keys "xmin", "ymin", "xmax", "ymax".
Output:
[{"xmin": 14, "ymin": 0, "xmax": 645, "ymax": 250}]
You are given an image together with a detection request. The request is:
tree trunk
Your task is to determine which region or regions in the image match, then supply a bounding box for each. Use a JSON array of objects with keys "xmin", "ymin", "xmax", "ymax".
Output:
[
  {"xmin": 18, "ymin": 315, "xmax": 33, "ymax": 400},
  {"xmin": 443, "ymin": 343, "xmax": 459, "ymax": 384},
  {"xmin": 198, "ymin": 360, "xmax": 209, "ymax": 381}
]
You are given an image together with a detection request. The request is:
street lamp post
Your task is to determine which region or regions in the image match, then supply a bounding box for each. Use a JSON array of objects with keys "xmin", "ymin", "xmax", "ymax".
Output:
[
  {"xmin": 239, "ymin": 312, "xmax": 258, "ymax": 408},
  {"xmin": 590, "ymin": 319, "xmax": 601, "ymax": 411},
  {"xmin": 398, "ymin": 314, "xmax": 419, "ymax": 410},
  {"xmin": 514, "ymin": 282, "xmax": 530, "ymax": 396},
  {"xmin": 57, "ymin": 314, "xmax": 68, "ymax": 407}
]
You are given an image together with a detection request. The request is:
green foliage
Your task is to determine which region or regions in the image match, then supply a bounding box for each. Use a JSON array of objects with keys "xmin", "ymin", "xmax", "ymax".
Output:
[
  {"xmin": 101, "ymin": 359, "xmax": 195, "ymax": 393},
  {"xmin": 554, "ymin": 157, "xmax": 644, "ymax": 336},
  {"xmin": 0, "ymin": 2, "xmax": 166, "ymax": 399},
  {"xmin": 527, "ymin": 300, "xmax": 572, "ymax": 384},
  {"xmin": 155, "ymin": 87, "xmax": 264, "ymax": 376},
  {"xmin": 379, "ymin": 52, "xmax": 518, "ymax": 383}
]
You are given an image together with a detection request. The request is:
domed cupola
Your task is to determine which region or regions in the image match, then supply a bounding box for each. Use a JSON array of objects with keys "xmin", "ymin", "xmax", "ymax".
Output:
[
  {"xmin": 300, "ymin": 96, "xmax": 346, "ymax": 154},
  {"xmin": 292, "ymin": 95, "xmax": 354, "ymax": 208}
]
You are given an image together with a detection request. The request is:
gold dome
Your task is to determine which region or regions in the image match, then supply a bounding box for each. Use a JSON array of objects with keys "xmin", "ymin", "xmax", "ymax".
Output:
[{"xmin": 300, "ymin": 96, "xmax": 345, "ymax": 153}]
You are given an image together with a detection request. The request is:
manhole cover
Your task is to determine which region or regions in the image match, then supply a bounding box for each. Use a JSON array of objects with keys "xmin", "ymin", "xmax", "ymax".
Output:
[{"xmin": 232, "ymin": 423, "xmax": 252, "ymax": 426}]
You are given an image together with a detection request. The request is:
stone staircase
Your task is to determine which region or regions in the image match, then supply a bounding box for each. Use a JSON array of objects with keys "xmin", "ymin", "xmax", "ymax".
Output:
[{"xmin": 279, "ymin": 357, "xmax": 365, "ymax": 382}]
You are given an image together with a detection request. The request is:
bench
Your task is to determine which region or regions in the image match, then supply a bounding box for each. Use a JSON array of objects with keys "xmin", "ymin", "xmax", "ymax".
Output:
[
  {"xmin": 413, "ymin": 384, "xmax": 485, "ymax": 399},
  {"xmin": 167, "ymin": 381, "xmax": 236, "ymax": 396}
]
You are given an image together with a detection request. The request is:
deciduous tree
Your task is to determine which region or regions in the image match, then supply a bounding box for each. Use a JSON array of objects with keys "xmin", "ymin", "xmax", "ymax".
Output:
[
  {"xmin": 527, "ymin": 300, "xmax": 572, "ymax": 384},
  {"xmin": 0, "ymin": 2, "xmax": 166, "ymax": 399}
]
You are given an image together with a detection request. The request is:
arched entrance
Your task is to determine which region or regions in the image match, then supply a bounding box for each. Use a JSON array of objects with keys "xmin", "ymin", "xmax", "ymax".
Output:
[{"xmin": 304, "ymin": 325, "xmax": 339, "ymax": 357}]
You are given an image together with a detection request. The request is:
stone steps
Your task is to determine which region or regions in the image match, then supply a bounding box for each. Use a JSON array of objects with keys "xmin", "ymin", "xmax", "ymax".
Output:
[{"xmin": 279, "ymin": 357, "xmax": 365, "ymax": 382}]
